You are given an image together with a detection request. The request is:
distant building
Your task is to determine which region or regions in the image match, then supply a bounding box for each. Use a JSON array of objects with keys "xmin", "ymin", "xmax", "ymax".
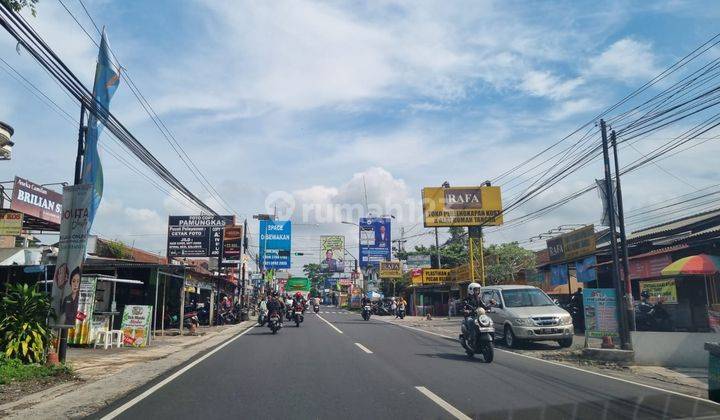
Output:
[{"xmin": 0, "ymin": 121, "xmax": 14, "ymax": 160}]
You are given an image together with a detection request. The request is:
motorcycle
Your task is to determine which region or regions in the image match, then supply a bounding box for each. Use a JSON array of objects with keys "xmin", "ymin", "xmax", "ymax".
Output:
[
  {"xmin": 313, "ymin": 304, "xmax": 320, "ymax": 314},
  {"xmin": 362, "ymin": 305, "xmax": 372, "ymax": 321},
  {"xmin": 258, "ymin": 307, "xmax": 268, "ymax": 326},
  {"xmin": 635, "ymin": 299, "xmax": 673, "ymax": 331},
  {"xmin": 396, "ymin": 306, "xmax": 406, "ymax": 319},
  {"xmin": 459, "ymin": 307, "xmax": 495, "ymax": 363},
  {"xmin": 268, "ymin": 312, "xmax": 281, "ymax": 334},
  {"xmin": 293, "ymin": 304, "xmax": 304, "ymax": 327}
]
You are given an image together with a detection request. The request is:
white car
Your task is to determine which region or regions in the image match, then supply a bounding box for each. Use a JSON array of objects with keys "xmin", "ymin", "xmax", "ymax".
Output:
[{"xmin": 480, "ymin": 285, "xmax": 574, "ymax": 348}]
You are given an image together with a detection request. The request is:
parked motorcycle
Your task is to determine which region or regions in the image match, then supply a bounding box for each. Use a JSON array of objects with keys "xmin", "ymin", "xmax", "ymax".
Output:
[
  {"xmin": 396, "ymin": 306, "xmax": 406, "ymax": 319},
  {"xmin": 268, "ymin": 312, "xmax": 281, "ymax": 334},
  {"xmin": 197, "ymin": 302, "xmax": 210, "ymax": 326},
  {"xmin": 459, "ymin": 307, "xmax": 495, "ymax": 363},
  {"xmin": 362, "ymin": 304, "xmax": 372, "ymax": 321},
  {"xmin": 635, "ymin": 298, "xmax": 673, "ymax": 331}
]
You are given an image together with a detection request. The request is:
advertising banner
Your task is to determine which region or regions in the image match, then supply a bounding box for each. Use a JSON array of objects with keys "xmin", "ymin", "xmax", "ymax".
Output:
[
  {"xmin": 575, "ymin": 256, "xmax": 597, "ymax": 283},
  {"xmin": 52, "ymin": 184, "xmax": 92, "ymax": 327},
  {"xmin": 547, "ymin": 225, "xmax": 596, "ymax": 263},
  {"xmin": 68, "ymin": 276, "xmax": 97, "ymax": 345},
  {"xmin": 629, "ymin": 253, "xmax": 672, "ymax": 280},
  {"xmin": 379, "ymin": 261, "xmax": 402, "ymax": 278},
  {"xmin": 320, "ymin": 235, "xmax": 345, "ymax": 273},
  {"xmin": 639, "ymin": 279, "xmax": 678, "ymax": 304},
  {"xmin": 550, "ymin": 264, "xmax": 569, "ymax": 286},
  {"xmin": 120, "ymin": 305, "xmax": 153, "ymax": 347},
  {"xmin": 406, "ymin": 254, "xmax": 431, "ymax": 269},
  {"xmin": 166, "ymin": 215, "xmax": 235, "ymax": 258},
  {"xmin": 423, "ymin": 268, "xmax": 451, "ymax": 284},
  {"xmin": 10, "ymin": 176, "xmax": 63, "ymax": 225},
  {"xmin": 221, "ymin": 225, "xmax": 243, "ymax": 264},
  {"xmin": 583, "ymin": 288, "xmax": 619, "ymax": 338},
  {"xmin": 359, "ymin": 217, "xmax": 391, "ymax": 268},
  {"xmin": 0, "ymin": 210, "xmax": 23, "ymax": 236},
  {"xmin": 259, "ymin": 220, "xmax": 292, "ymax": 269},
  {"xmin": 421, "ymin": 186, "xmax": 503, "ymax": 227}
]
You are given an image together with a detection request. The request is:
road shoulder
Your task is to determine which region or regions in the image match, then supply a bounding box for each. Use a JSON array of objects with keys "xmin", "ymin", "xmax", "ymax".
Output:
[{"xmin": 0, "ymin": 321, "xmax": 255, "ymax": 419}]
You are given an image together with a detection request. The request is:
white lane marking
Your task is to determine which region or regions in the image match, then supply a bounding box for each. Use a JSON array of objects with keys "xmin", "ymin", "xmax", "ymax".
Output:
[
  {"xmin": 415, "ymin": 386, "xmax": 471, "ymax": 420},
  {"xmin": 100, "ymin": 326, "xmax": 255, "ymax": 419},
  {"xmin": 317, "ymin": 313, "xmax": 343, "ymax": 334},
  {"xmin": 354, "ymin": 342, "xmax": 373, "ymax": 354},
  {"xmin": 381, "ymin": 319, "xmax": 720, "ymax": 407}
]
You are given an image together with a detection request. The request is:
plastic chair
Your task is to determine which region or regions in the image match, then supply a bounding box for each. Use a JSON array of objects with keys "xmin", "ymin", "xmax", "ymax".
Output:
[
  {"xmin": 110, "ymin": 330, "xmax": 124, "ymax": 348},
  {"xmin": 93, "ymin": 330, "xmax": 114, "ymax": 350}
]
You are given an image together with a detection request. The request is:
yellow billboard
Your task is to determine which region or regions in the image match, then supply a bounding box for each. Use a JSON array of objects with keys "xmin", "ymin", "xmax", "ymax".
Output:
[
  {"xmin": 422, "ymin": 186, "xmax": 503, "ymax": 227},
  {"xmin": 422, "ymin": 269, "xmax": 451, "ymax": 284},
  {"xmin": 379, "ymin": 261, "xmax": 403, "ymax": 278}
]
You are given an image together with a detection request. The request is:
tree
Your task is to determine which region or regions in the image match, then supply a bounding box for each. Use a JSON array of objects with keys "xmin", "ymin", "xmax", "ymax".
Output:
[
  {"xmin": 398, "ymin": 227, "xmax": 468, "ymax": 268},
  {"xmin": 302, "ymin": 263, "xmax": 329, "ymax": 289},
  {"xmin": 484, "ymin": 242, "xmax": 536, "ymax": 285},
  {"xmin": 1, "ymin": 0, "xmax": 39, "ymax": 16}
]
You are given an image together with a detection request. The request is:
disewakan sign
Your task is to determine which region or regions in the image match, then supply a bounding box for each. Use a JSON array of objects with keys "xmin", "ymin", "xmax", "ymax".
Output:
[
  {"xmin": 259, "ymin": 220, "xmax": 292, "ymax": 269},
  {"xmin": 379, "ymin": 261, "xmax": 402, "ymax": 278},
  {"xmin": 547, "ymin": 225, "xmax": 596, "ymax": 263},
  {"xmin": 422, "ymin": 186, "xmax": 503, "ymax": 227},
  {"xmin": 167, "ymin": 215, "xmax": 235, "ymax": 258},
  {"xmin": 10, "ymin": 176, "xmax": 62, "ymax": 224}
]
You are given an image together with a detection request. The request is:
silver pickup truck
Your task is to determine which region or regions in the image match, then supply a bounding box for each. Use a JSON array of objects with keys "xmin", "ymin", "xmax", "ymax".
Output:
[{"xmin": 481, "ymin": 285, "xmax": 574, "ymax": 348}]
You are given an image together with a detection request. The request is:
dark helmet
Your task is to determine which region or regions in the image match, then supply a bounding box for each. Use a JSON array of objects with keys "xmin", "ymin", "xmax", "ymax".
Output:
[
  {"xmin": 640, "ymin": 290, "xmax": 650, "ymax": 299},
  {"xmin": 271, "ymin": 291, "xmax": 279, "ymax": 298}
]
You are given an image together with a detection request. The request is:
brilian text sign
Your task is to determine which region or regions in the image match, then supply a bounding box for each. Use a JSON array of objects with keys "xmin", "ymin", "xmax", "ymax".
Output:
[{"xmin": 167, "ymin": 215, "xmax": 235, "ymax": 257}]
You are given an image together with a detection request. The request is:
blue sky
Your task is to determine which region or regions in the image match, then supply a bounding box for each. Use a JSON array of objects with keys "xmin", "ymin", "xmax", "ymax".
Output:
[{"xmin": 2, "ymin": 0, "xmax": 720, "ymax": 272}]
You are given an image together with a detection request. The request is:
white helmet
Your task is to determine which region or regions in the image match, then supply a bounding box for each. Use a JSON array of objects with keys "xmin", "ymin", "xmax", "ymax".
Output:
[{"xmin": 467, "ymin": 282, "xmax": 482, "ymax": 295}]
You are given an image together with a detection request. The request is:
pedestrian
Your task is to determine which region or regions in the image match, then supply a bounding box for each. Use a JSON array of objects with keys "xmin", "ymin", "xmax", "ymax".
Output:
[
  {"xmin": 448, "ymin": 297, "xmax": 456, "ymax": 318},
  {"xmin": 391, "ymin": 297, "xmax": 397, "ymax": 317}
]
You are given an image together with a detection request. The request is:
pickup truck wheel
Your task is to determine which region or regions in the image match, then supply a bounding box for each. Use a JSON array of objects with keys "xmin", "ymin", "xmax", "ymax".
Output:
[{"xmin": 504, "ymin": 325, "xmax": 518, "ymax": 348}]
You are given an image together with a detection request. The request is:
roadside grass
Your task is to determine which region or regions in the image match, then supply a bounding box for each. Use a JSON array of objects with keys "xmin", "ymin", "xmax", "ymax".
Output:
[{"xmin": 0, "ymin": 356, "xmax": 73, "ymax": 385}]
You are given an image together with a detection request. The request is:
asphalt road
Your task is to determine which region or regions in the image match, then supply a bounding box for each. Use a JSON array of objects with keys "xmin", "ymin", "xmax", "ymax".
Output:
[{"xmin": 94, "ymin": 307, "xmax": 720, "ymax": 420}]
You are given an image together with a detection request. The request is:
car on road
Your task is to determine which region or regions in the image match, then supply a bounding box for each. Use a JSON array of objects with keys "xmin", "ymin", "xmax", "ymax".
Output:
[{"xmin": 480, "ymin": 285, "xmax": 574, "ymax": 348}]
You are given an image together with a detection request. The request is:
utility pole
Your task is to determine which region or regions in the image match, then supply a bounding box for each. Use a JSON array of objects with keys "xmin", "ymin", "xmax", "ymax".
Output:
[
  {"xmin": 600, "ymin": 120, "xmax": 631, "ymax": 350},
  {"xmin": 434, "ymin": 228, "xmax": 441, "ymax": 269},
  {"xmin": 611, "ymin": 130, "xmax": 635, "ymax": 332}
]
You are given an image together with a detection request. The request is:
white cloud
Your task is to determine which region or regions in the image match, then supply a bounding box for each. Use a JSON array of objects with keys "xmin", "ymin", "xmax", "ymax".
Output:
[
  {"xmin": 519, "ymin": 71, "xmax": 584, "ymax": 100},
  {"xmin": 586, "ymin": 38, "xmax": 660, "ymax": 83}
]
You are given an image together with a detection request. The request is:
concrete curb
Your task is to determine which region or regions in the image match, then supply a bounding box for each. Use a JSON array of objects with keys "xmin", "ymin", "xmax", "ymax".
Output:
[{"xmin": 0, "ymin": 321, "xmax": 255, "ymax": 419}]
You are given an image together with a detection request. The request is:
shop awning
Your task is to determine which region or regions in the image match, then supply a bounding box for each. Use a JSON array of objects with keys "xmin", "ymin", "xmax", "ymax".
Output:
[{"xmin": 661, "ymin": 254, "xmax": 720, "ymax": 276}]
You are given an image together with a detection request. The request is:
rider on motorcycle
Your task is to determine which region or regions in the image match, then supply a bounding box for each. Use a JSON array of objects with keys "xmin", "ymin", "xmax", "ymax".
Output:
[
  {"xmin": 293, "ymin": 292, "xmax": 307, "ymax": 311},
  {"xmin": 267, "ymin": 291, "xmax": 286, "ymax": 323},
  {"xmin": 462, "ymin": 283, "xmax": 491, "ymax": 343},
  {"xmin": 361, "ymin": 295, "xmax": 372, "ymax": 307}
]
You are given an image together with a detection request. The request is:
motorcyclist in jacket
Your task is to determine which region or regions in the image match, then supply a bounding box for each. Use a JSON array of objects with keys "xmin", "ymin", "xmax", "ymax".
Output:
[
  {"xmin": 267, "ymin": 292, "xmax": 286, "ymax": 323},
  {"xmin": 462, "ymin": 282, "xmax": 492, "ymax": 343}
]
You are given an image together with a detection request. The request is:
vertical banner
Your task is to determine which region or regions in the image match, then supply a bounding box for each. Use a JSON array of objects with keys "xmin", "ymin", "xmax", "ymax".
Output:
[
  {"xmin": 583, "ymin": 288, "xmax": 619, "ymax": 338},
  {"xmin": 221, "ymin": 225, "xmax": 243, "ymax": 265},
  {"xmin": 550, "ymin": 264, "xmax": 568, "ymax": 286},
  {"xmin": 259, "ymin": 220, "xmax": 292, "ymax": 269},
  {"xmin": 68, "ymin": 276, "xmax": 97, "ymax": 345},
  {"xmin": 52, "ymin": 184, "xmax": 92, "ymax": 327},
  {"xmin": 575, "ymin": 256, "xmax": 597, "ymax": 283},
  {"xmin": 320, "ymin": 235, "xmax": 345, "ymax": 273},
  {"xmin": 358, "ymin": 217, "xmax": 391, "ymax": 268}
]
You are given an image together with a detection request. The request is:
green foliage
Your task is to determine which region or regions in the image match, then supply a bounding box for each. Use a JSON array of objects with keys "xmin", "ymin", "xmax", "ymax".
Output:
[
  {"xmin": 104, "ymin": 240, "xmax": 133, "ymax": 259},
  {"xmin": 400, "ymin": 227, "xmax": 468, "ymax": 268},
  {"xmin": 0, "ymin": 283, "xmax": 54, "ymax": 364},
  {"xmin": 484, "ymin": 242, "xmax": 536, "ymax": 285},
  {"xmin": 0, "ymin": 0, "xmax": 39, "ymax": 16},
  {"xmin": 0, "ymin": 354, "xmax": 71, "ymax": 385}
]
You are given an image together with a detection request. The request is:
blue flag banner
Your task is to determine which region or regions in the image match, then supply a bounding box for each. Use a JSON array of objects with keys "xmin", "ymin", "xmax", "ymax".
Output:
[
  {"xmin": 550, "ymin": 264, "xmax": 568, "ymax": 286},
  {"xmin": 575, "ymin": 256, "xmax": 598, "ymax": 283},
  {"xmin": 81, "ymin": 30, "xmax": 120, "ymax": 229}
]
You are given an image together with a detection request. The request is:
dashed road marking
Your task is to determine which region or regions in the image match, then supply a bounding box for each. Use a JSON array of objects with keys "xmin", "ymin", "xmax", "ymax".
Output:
[
  {"xmin": 317, "ymin": 314, "xmax": 343, "ymax": 334},
  {"xmin": 354, "ymin": 342, "xmax": 373, "ymax": 354}
]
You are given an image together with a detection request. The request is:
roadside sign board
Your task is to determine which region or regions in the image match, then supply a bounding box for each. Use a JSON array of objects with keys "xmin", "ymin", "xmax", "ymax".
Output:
[
  {"xmin": 639, "ymin": 279, "xmax": 678, "ymax": 304},
  {"xmin": 406, "ymin": 254, "xmax": 431, "ymax": 269},
  {"xmin": 583, "ymin": 288, "xmax": 619, "ymax": 338},
  {"xmin": 423, "ymin": 268, "xmax": 451, "ymax": 284},
  {"xmin": 379, "ymin": 261, "xmax": 402, "ymax": 278},
  {"xmin": 166, "ymin": 215, "xmax": 235, "ymax": 258},
  {"xmin": 320, "ymin": 235, "xmax": 345, "ymax": 273},
  {"xmin": 221, "ymin": 225, "xmax": 243, "ymax": 264},
  {"xmin": 10, "ymin": 176, "xmax": 62, "ymax": 225},
  {"xmin": 0, "ymin": 210, "xmax": 23, "ymax": 236},
  {"xmin": 120, "ymin": 305, "xmax": 153, "ymax": 347},
  {"xmin": 359, "ymin": 217, "xmax": 391, "ymax": 268},
  {"xmin": 547, "ymin": 225, "xmax": 596, "ymax": 263},
  {"xmin": 421, "ymin": 186, "xmax": 503, "ymax": 227},
  {"xmin": 259, "ymin": 220, "xmax": 292, "ymax": 269}
]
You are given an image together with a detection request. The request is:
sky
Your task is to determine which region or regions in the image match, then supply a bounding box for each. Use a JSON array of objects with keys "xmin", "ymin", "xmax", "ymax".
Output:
[{"xmin": 2, "ymin": 0, "xmax": 720, "ymax": 274}]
